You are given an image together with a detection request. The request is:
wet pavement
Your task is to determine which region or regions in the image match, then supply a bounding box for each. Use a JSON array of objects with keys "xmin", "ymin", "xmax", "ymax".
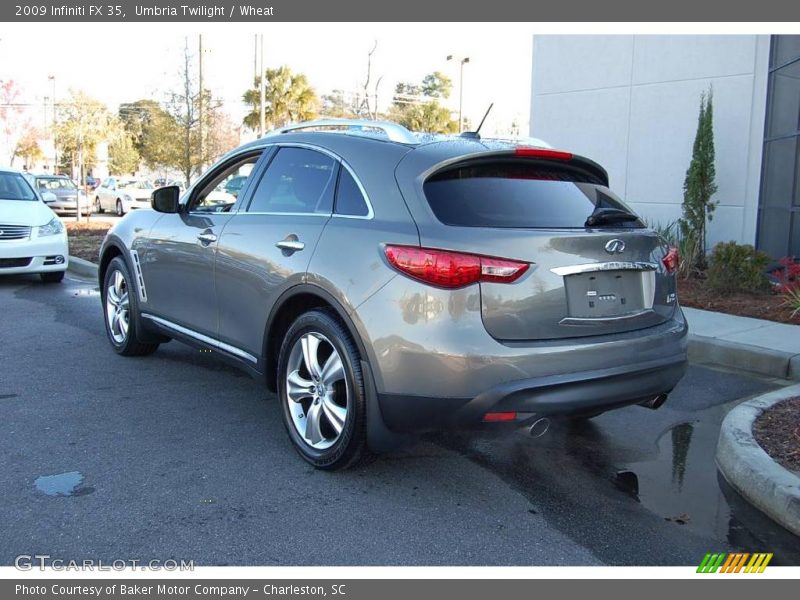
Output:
[{"xmin": 1, "ymin": 273, "xmax": 798, "ymax": 565}]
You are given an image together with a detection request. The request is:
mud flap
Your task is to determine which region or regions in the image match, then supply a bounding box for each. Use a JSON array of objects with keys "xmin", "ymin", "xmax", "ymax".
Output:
[{"xmin": 361, "ymin": 359, "xmax": 417, "ymax": 453}]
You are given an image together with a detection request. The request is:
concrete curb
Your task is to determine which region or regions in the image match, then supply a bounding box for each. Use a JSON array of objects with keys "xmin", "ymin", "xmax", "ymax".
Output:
[
  {"xmin": 67, "ymin": 256, "xmax": 98, "ymax": 279},
  {"xmin": 716, "ymin": 383, "xmax": 800, "ymax": 537},
  {"xmin": 689, "ymin": 334, "xmax": 800, "ymax": 380}
]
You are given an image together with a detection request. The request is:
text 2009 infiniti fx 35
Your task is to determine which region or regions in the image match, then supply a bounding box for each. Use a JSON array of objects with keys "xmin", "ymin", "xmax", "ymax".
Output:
[{"xmin": 98, "ymin": 120, "xmax": 688, "ymax": 470}]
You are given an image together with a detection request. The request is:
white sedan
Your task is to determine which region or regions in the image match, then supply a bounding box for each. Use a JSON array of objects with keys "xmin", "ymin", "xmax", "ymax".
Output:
[
  {"xmin": 94, "ymin": 177, "xmax": 155, "ymax": 216},
  {"xmin": 0, "ymin": 167, "xmax": 68, "ymax": 283}
]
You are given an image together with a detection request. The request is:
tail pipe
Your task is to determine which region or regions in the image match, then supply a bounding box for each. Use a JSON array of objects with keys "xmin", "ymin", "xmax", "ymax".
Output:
[
  {"xmin": 528, "ymin": 417, "xmax": 550, "ymax": 438},
  {"xmin": 639, "ymin": 393, "xmax": 669, "ymax": 410}
]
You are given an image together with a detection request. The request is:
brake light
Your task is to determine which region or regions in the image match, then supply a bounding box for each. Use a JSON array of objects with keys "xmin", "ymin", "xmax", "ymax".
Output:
[
  {"xmin": 384, "ymin": 245, "xmax": 529, "ymax": 289},
  {"xmin": 483, "ymin": 411, "xmax": 518, "ymax": 422},
  {"xmin": 515, "ymin": 147, "xmax": 573, "ymax": 161},
  {"xmin": 662, "ymin": 247, "xmax": 680, "ymax": 274}
]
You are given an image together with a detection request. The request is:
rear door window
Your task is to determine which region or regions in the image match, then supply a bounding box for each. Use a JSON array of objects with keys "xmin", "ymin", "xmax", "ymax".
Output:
[{"xmin": 423, "ymin": 161, "xmax": 643, "ymax": 229}]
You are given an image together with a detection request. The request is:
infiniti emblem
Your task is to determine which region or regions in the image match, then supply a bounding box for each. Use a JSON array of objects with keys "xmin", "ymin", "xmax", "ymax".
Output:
[{"xmin": 604, "ymin": 239, "xmax": 625, "ymax": 254}]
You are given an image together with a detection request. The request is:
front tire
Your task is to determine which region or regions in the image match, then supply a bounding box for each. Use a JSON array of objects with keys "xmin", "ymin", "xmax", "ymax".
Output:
[
  {"xmin": 102, "ymin": 256, "xmax": 158, "ymax": 356},
  {"xmin": 277, "ymin": 309, "xmax": 372, "ymax": 470}
]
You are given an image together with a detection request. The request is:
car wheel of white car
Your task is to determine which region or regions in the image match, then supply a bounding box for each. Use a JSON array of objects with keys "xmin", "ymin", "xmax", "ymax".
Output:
[
  {"xmin": 95, "ymin": 197, "xmax": 103, "ymax": 213},
  {"xmin": 102, "ymin": 256, "xmax": 159, "ymax": 356},
  {"xmin": 115, "ymin": 199, "xmax": 125, "ymax": 217}
]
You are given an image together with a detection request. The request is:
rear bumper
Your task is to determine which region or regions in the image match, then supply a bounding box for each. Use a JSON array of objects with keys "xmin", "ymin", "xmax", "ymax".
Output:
[{"xmin": 378, "ymin": 353, "xmax": 687, "ymax": 432}]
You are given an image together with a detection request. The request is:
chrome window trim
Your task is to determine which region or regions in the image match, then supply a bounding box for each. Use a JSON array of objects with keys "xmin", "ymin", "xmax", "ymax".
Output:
[
  {"xmin": 550, "ymin": 261, "xmax": 658, "ymax": 277},
  {"xmin": 141, "ymin": 313, "xmax": 258, "ymax": 364},
  {"xmin": 237, "ymin": 142, "xmax": 374, "ymax": 220}
]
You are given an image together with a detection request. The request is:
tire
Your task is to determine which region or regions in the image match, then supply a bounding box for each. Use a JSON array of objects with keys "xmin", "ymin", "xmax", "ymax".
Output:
[
  {"xmin": 40, "ymin": 271, "xmax": 64, "ymax": 283},
  {"xmin": 102, "ymin": 256, "xmax": 159, "ymax": 356},
  {"xmin": 115, "ymin": 199, "xmax": 125, "ymax": 217},
  {"xmin": 277, "ymin": 309, "xmax": 373, "ymax": 470},
  {"xmin": 95, "ymin": 197, "xmax": 104, "ymax": 213}
]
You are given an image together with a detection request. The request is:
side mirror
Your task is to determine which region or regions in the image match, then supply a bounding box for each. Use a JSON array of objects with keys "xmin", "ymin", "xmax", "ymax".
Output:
[
  {"xmin": 152, "ymin": 186, "xmax": 181, "ymax": 213},
  {"xmin": 41, "ymin": 191, "xmax": 57, "ymax": 203}
]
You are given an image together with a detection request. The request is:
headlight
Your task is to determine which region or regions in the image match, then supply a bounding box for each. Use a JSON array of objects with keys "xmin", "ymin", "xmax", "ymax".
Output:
[{"xmin": 37, "ymin": 217, "xmax": 65, "ymax": 237}]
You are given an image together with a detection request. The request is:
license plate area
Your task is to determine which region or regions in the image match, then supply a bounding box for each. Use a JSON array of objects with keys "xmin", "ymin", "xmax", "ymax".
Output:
[{"xmin": 564, "ymin": 270, "xmax": 654, "ymax": 318}]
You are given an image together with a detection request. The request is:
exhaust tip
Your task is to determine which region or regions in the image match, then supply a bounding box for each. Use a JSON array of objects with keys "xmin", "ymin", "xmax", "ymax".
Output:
[
  {"xmin": 529, "ymin": 417, "xmax": 550, "ymax": 438},
  {"xmin": 639, "ymin": 393, "xmax": 668, "ymax": 410}
]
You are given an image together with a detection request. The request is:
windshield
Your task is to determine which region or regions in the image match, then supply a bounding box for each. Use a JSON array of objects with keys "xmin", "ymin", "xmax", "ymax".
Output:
[
  {"xmin": 36, "ymin": 177, "xmax": 77, "ymax": 191},
  {"xmin": 0, "ymin": 172, "xmax": 38, "ymax": 201}
]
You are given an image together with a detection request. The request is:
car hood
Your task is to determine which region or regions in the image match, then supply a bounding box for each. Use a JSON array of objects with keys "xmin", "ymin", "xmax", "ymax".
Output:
[
  {"xmin": 0, "ymin": 199, "xmax": 56, "ymax": 226},
  {"xmin": 120, "ymin": 187, "xmax": 153, "ymax": 200}
]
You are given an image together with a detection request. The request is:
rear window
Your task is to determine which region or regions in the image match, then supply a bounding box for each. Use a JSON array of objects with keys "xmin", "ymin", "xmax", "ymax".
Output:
[{"xmin": 423, "ymin": 161, "xmax": 643, "ymax": 229}]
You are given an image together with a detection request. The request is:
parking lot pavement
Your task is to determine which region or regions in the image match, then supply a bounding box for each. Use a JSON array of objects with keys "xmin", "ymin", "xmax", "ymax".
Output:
[{"xmin": 1, "ymin": 274, "xmax": 799, "ymax": 566}]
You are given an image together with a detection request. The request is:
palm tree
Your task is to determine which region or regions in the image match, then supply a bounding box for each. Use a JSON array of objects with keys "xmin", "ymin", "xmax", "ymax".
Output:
[{"xmin": 243, "ymin": 66, "xmax": 318, "ymax": 132}]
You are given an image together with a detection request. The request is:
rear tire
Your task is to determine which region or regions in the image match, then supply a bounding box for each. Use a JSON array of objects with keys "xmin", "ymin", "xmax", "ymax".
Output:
[
  {"xmin": 95, "ymin": 197, "xmax": 104, "ymax": 213},
  {"xmin": 115, "ymin": 199, "xmax": 125, "ymax": 217},
  {"xmin": 277, "ymin": 309, "xmax": 373, "ymax": 470},
  {"xmin": 102, "ymin": 256, "xmax": 158, "ymax": 356},
  {"xmin": 40, "ymin": 271, "xmax": 64, "ymax": 283}
]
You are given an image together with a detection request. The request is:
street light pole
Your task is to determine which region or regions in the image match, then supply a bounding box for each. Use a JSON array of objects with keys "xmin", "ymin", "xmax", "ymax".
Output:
[
  {"xmin": 446, "ymin": 55, "xmax": 470, "ymax": 133},
  {"xmin": 48, "ymin": 75, "xmax": 57, "ymax": 171}
]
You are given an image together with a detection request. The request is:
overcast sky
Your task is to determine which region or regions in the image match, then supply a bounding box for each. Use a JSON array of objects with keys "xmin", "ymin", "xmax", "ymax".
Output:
[{"xmin": 0, "ymin": 23, "xmax": 533, "ymax": 137}]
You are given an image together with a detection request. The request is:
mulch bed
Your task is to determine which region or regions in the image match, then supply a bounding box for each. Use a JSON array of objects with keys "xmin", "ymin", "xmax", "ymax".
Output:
[
  {"xmin": 66, "ymin": 221, "xmax": 111, "ymax": 264},
  {"xmin": 677, "ymin": 277, "xmax": 798, "ymax": 325},
  {"xmin": 753, "ymin": 396, "xmax": 800, "ymax": 476}
]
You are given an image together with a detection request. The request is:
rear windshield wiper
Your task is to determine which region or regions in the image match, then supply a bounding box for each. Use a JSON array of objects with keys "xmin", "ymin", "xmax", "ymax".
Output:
[{"xmin": 585, "ymin": 207, "xmax": 640, "ymax": 227}]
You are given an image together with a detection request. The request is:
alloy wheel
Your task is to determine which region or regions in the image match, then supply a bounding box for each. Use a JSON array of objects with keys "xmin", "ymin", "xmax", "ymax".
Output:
[
  {"xmin": 285, "ymin": 332, "xmax": 349, "ymax": 450},
  {"xmin": 105, "ymin": 270, "xmax": 130, "ymax": 344}
]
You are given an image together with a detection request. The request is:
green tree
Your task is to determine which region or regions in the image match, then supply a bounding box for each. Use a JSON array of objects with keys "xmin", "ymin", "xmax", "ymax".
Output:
[
  {"xmin": 242, "ymin": 66, "xmax": 319, "ymax": 132},
  {"xmin": 14, "ymin": 127, "xmax": 45, "ymax": 169},
  {"xmin": 54, "ymin": 90, "xmax": 116, "ymax": 173},
  {"xmin": 679, "ymin": 89, "xmax": 718, "ymax": 271},
  {"xmin": 119, "ymin": 99, "xmax": 182, "ymax": 173},
  {"xmin": 108, "ymin": 130, "xmax": 139, "ymax": 175},
  {"xmin": 389, "ymin": 72, "xmax": 458, "ymax": 134},
  {"xmin": 320, "ymin": 90, "xmax": 359, "ymax": 119}
]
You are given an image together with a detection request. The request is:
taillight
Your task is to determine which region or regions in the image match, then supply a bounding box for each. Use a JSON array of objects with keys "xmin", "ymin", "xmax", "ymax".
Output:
[
  {"xmin": 483, "ymin": 411, "xmax": 518, "ymax": 422},
  {"xmin": 514, "ymin": 147, "xmax": 573, "ymax": 161},
  {"xmin": 662, "ymin": 247, "xmax": 680, "ymax": 274},
  {"xmin": 383, "ymin": 245, "xmax": 529, "ymax": 289}
]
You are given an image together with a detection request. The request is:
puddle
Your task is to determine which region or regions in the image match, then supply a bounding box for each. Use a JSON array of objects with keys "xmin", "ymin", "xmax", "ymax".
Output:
[{"xmin": 34, "ymin": 472, "xmax": 95, "ymax": 497}]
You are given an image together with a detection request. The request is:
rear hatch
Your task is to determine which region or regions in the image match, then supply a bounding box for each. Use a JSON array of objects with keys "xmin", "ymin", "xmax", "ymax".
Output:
[{"xmin": 397, "ymin": 147, "xmax": 677, "ymax": 341}]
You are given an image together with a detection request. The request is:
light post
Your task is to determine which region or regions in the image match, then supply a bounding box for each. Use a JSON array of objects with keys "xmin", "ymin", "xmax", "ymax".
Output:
[
  {"xmin": 48, "ymin": 75, "xmax": 57, "ymax": 171},
  {"xmin": 446, "ymin": 54, "xmax": 470, "ymax": 133}
]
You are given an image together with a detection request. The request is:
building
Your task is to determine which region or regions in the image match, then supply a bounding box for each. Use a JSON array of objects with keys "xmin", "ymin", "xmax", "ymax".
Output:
[{"xmin": 530, "ymin": 35, "xmax": 800, "ymax": 259}]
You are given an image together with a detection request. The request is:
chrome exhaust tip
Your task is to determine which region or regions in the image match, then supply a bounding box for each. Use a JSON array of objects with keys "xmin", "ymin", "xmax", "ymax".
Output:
[
  {"xmin": 529, "ymin": 417, "xmax": 550, "ymax": 438},
  {"xmin": 639, "ymin": 393, "xmax": 668, "ymax": 410}
]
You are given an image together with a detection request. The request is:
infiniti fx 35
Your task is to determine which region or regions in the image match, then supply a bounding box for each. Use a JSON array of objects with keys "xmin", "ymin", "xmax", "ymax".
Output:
[{"xmin": 98, "ymin": 120, "xmax": 688, "ymax": 470}]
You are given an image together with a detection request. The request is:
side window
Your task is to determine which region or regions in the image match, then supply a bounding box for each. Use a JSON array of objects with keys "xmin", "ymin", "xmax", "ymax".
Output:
[
  {"xmin": 191, "ymin": 154, "xmax": 261, "ymax": 213},
  {"xmin": 248, "ymin": 147, "xmax": 337, "ymax": 215},
  {"xmin": 335, "ymin": 168, "xmax": 370, "ymax": 217}
]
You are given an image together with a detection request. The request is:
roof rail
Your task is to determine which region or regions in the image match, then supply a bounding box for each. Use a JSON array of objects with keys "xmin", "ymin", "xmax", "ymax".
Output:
[{"xmin": 271, "ymin": 119, "xmax": 418, "ymax": 144}]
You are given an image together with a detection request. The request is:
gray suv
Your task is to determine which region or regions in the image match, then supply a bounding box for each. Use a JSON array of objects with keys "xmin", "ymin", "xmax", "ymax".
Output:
[{"xmin": 98, "ymin": 119, "xmax": 688, "ymax": 470}]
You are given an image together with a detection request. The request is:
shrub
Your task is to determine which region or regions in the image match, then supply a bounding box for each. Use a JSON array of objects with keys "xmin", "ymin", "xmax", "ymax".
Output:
[
  {"xmin": 782, "ymin": 287, "xmax": 800, "ymax": 320},
  {"xmin": 706, "ymin": 242, "xmax": 770, "ymax": 294}
]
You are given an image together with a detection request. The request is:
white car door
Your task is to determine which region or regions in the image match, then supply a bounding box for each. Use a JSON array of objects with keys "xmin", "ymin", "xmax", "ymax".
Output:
[{"xmin": 100, "ymin": 178, "xmax": 116, "ymax": 211}]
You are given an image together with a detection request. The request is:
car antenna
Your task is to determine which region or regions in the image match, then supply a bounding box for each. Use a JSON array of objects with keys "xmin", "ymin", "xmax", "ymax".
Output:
[{"xmin": 460, "ymin": 103, "xmax": 493, "ymax": 140}]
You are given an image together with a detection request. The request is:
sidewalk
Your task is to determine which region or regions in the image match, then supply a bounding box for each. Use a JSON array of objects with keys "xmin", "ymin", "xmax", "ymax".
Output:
[{"xmin": 684, "ymin": 307, "xmax": 800, "ymax": 380}]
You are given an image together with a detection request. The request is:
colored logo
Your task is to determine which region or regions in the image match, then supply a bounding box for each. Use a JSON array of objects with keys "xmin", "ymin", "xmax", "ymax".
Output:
[{"xmin": 697, "ymin": 552, "xmax": 773, "ymax": 573}]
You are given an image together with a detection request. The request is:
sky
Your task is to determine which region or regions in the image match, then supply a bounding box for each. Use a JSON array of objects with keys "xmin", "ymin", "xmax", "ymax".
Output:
[{"xmin": 0, "ymin": 23, "xmax": 534, "ymax": 138}]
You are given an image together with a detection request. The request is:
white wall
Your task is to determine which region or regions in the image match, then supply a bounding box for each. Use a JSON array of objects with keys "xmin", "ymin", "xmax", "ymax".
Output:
[{"xmin": 530, "ymin": 35, "xmax": 771, "ymax": 248}]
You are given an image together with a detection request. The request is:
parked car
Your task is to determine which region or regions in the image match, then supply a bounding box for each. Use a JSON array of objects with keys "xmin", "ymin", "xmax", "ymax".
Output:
[
  {"xmin": 98, "ymin": 119, "xmax": 688, "ymax": 470},
  {"xmin": 94, "ymin": 177, "xmax": 155, "ymax": 216},
  {"xmin": 1, "ymin": 168, "xmax": 68, "ymax": 283},
  {"xmin": 24, "ymin": 173, "xmax": 91, "ymax": 217}
]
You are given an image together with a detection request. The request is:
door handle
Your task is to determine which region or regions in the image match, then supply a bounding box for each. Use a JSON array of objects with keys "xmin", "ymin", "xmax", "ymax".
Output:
[
  {"xmin": 275, "ymin": 239, "xmax": 305, "ymax": 253},
  {"xmin": 197, "ymin": 231, "xmax": 217, "ymax": 245}
]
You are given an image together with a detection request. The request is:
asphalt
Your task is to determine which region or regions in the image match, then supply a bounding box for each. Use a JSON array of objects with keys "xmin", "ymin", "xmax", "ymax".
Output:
[{"xmin": 1, "ymin": 273, "xmax": 798, "ymax": 566}]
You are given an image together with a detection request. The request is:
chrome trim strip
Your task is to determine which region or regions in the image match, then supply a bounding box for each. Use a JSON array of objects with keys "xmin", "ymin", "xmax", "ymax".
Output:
[
  {"xmin": 558, "ymin": 309, "xmax": 656, "ymax": 326},
  {"xmin": 273, "ymin": 119, "xmax": 418, "ymax": 144},
  {"xmin": 550, "ymin": 261, "xmax": 659, "ymax": 277},
  {"xmin": 141, "ymin": 313, "xmax": 258, "ymax": 364}
]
